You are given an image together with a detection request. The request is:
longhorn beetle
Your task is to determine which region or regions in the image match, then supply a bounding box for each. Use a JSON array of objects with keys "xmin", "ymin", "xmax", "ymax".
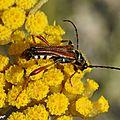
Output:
[{"xmin": 22, "ymin": 19, "xmax": 120, "ymax": 77}]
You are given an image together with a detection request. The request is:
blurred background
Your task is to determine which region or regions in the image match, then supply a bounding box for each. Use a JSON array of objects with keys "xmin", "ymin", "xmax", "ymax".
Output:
[{"xmin": 42, "ymin": 0, "xmax": 120, "ymax": 120}]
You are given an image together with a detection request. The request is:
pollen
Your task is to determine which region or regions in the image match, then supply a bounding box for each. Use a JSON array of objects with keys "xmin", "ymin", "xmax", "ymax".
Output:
[
  {"xmin": 76, "ymin": 97, "xmax": 93, "ymax": 117},
  {"xmin": 7, "ymin": 112, "xmax": 26, "ymax": 120},
  {"xmin": 0, "ymin": 54, "xmax": 9, "ymax": 71},
  {"xmin": 0, "ymin": 0, "xmax": 15, "ymax": 10},
  {"xmin": 5, "ymin": 65, "xmax": 24, "ymax": 84},
  {"xmin": 2, "ymin": 7, "xmax": 26, "ymax": 30},
  {"xmin": 25, "ymin": 11, "xmax": 48, "ymax": 34},
  {"xmin": 7, "ymin": 86, "xmax": 30, "ymax": 108},
  {"xmin": 43, "ymin": 67, "xmax": 64, "ymax": 86},
  {"xmin": 27, "ymin": 80, "xmax": 49, "ymax": 101},
  {"xmin": 24, "ymin": 105, "xmax": 49, "ymax": 120},
  {"xmin": 15, "ymin": 0, "xmax": 38, "ymax": 10},
  {"xmin": 65, "ymin": 72, "xmax": 84, "ymax": 95},
  {"xmin": 46, "ymin": 93, "xmax": 69, "ymax": 115},
  {"xmin": 56, "ymin": 115, "xmax": 73, "ymax": 120},
  {"xmin": 0, "ymin": 25, "xmax": 12, "ymax": 45}
]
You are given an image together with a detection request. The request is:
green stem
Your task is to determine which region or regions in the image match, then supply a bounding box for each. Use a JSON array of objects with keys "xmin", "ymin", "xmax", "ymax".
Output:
[{"xmin": 29, "ymin": 0, "xmax": 48, "ymax": 14}]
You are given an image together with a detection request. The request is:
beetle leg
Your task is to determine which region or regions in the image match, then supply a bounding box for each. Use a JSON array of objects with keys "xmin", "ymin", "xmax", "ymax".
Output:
[{"xmin": 32, "ymin": 35, "xmax": 50, "ymax": 46}]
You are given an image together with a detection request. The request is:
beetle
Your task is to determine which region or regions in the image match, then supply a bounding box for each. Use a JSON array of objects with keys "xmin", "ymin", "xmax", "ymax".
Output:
[{"xmin": 22, "ymin": 19, "xmax": 120, "ymax": 78}]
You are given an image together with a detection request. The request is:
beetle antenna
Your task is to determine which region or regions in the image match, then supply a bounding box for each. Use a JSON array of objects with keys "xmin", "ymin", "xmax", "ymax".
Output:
[
  {"xmin": 63, "ymin": 19, "xmax": 79, "ymax": 50},
  {"xmin": 88, "ymin": 65, "xmax": 120, "ymax": 71}
]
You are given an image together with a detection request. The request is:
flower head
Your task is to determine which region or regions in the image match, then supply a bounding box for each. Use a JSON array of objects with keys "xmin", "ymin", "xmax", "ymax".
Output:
[
  {"xmin": 27, "ymin": 80, "xmax": 49, "ymax": 101},
  {"xmin": 76, "ymin": 97, "xmax": 93, "ymax": 117},
  {"xmin": 25, "ymin": 11, "xmax": 48, "ymax": 34},
  {"xmin": 46, "ymin": 93, "xmax": 69, "ymax": 115},
  {"xmin": 56, "ymin": 115, "xmax": 73, "ymax": 120},
  {"xmin": 2, "ymin": 7, "xmax": 26, "ymax": 30},
  {"xmin": 7, "ymin": 86, "xmax": 30, "ymax": 108},
  {"xmin": 43, "ymin": 67, "xmax": 64, "ymax": 86},
  {"xmin": 0, "ymin": 54, "xmax": 9, "ymax": 71},
  {"xmin": 0, "ymin": 0, "xmax": 15, "ymax": 10},
  {"xmin": 5, "ymin": 65, "xmax": 24, "ymax": 84},
  {"xmin": 7, "ymin": 112, "xmax": 26, "ymax": 120},
  {"xmin": 15, "ymin": 0, "xmax": 38, "ymax": 10},
  {"xmin": 0, "ymin": 25, "xmax": 12, "ymax": 45},
  {"xmin": 25, "ymin": 105, "xmax": 49, "ymax": 120}
]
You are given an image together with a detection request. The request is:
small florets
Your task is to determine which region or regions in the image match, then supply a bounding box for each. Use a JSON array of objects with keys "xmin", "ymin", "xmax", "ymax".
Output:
[
  {"xmin": 15, "ymin": 0, "xmax": 38, "ymax": 10},
  {"xmin": 56, "ymin": 115, "xmax": 73, "ymax": 120},
  {"xmin": 46, "ymin": 93, "xmax": 69, "ymax": 115},
  {"xmin": 7, "ymin": 112, "xmax": 26, "ymax": 120},
  {"xmin": 65, "ymin": 72, "xmax": 84, "ymax": 94},
  {"xmin": 24, "ymin": 105, "xmax": 49, "ymax": 120},
  {"xmin": 0, "ymin": 54, "xmax": 9, "ymax": 71},
  {"xmin": 26, "ymin": 80, "xmax": 49, "ymax": 101},
  {"xmin": 0, "ymin": 0, "xmax": 15, "ymax": 10},
  {"xmin": 0, "ymin": 25, "xmax": 12, "ymax": 45},
  {"xmin": 2, "ymin": 7, "xmax": 26, "ymax": 30},
  {"xmin": 5, "ymin": 65, "xmax": 24, "ymax": 84},
  {"xmin": 76, "ymin": 97, "xmax": 93, "ymax": 117},
  {"xmin": 25, "ymin": 11, "xmax": 48, "ymax": 34},
  {"xmin": 43, "ymin": 67, "xmax": 64, "ymax": 86},
  {"xmin": 0, "ymin": 88, "xmax": 6, "ymax": 108},
  {"xmin": 7, "ymin": 86, "xmax": 30, "ymax": 108}
]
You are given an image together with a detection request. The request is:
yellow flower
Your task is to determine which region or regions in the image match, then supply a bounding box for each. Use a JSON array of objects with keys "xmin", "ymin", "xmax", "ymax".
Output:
[
  {"xmin": 16, "ymin": 0, "xmax": 38, "ymax": 10},
  {"xmin": 0, "ymin": 73, "xmax": 5, "ymax": 88},
  {"xmin": 25, "ymin": 11, "xmax": 48, "ymax": 34},
  {"xmin": 24, "ymin": 105, "xmax": 49, "ymax": 120},
  {"xmin": 63, "ymin": 63, "xmax": 75, "ymax": 76},
  {"xmin": 0, "ymin": 54, "xmax": 9, "ymax": 71},
  {"xmin": 8, "ymin": 41, "xmax": 30, "ymax": 55},
  {"xmin": 46, "ymin": 93, "xmax": 69, "ymax": 115},
  {"xmin": 0, "ymin": 88, "xmax": 6, "ymax": 108},
  {"xmin": 83, "ymin": 79, "xmax": 99, "ymax": 97},
  {"xmin": 11, "ymin": 30, "xmax": 25, "ymax": 43},
  {"xmin": 93, "ymin": 96, "xmax": 109, "ymax": 113},
  {"xmin": 41, "ymin": 25, "xmax": 65, "ymax": 45},
  {"xmin": 7, "ymin": 112, "xmax": 26, "ymax": 120},
  {"xmin": 7, "ymin": 86, "xmax": 30, "ymax": 108},
  {"xmin": 0, "ymin": 25, "xmax": 12, "ymax": 45},
  {"xmin": 56, "ymin": 115, "xmax": 73, "ymax": 120},
  {"xmin": 27, "ymin": 80, "xmax": 49, "ymax": 101},
  {"xmin": 2, "ymin": 7, "xmax": 26, "ymax": 30},
  {"xmin": 0, "ymin": 0, "xmax": 15, "ymax": 10},
  {"xmin": 76, "ymin": 97, "xmax": 93, "ymax": 117},
  {"xmin": 43, "ymin": 67, "xmax": 64, "ymax": 86},
  {"xmin": 65, "ymin": 72, "xmax": 84, "ymax": 94},
  {"xmin": 5, "ymin": 65, "xmax": 24, "ymax": 84},
  {"xmin": 45, "ymin": 25, "xmax": 65, "ymax": 36}
]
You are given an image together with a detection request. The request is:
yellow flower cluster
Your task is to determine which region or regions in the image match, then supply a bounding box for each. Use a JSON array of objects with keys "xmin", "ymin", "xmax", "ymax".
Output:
[
  {"xmin": 15, "ymin": 0, "xmax": 38, "ymax": 10},
  {"xmin": 0, "ymin": 0, "xmax": 109, "ymax": 120},
  {"xmin": 2, "ymin": 7, "xmax": 26, "ymax": 30},
  {"xmin": 0, "ymin": 0, "xmax": 15, "ymax": 10},
  {"xmin": 25, "ymin": 11, "xmax": 48, "ymax": 34},
  {"xmin": 0, "ymin": 25, "xmax": 12, "ymax": 45},
  {"xmin": 46, "ymin": 93, "xmax": 69, "ymax": 115},
  {"xmin": 56, "ymin": 115, "xmax": 73, "ymax": 120}
]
